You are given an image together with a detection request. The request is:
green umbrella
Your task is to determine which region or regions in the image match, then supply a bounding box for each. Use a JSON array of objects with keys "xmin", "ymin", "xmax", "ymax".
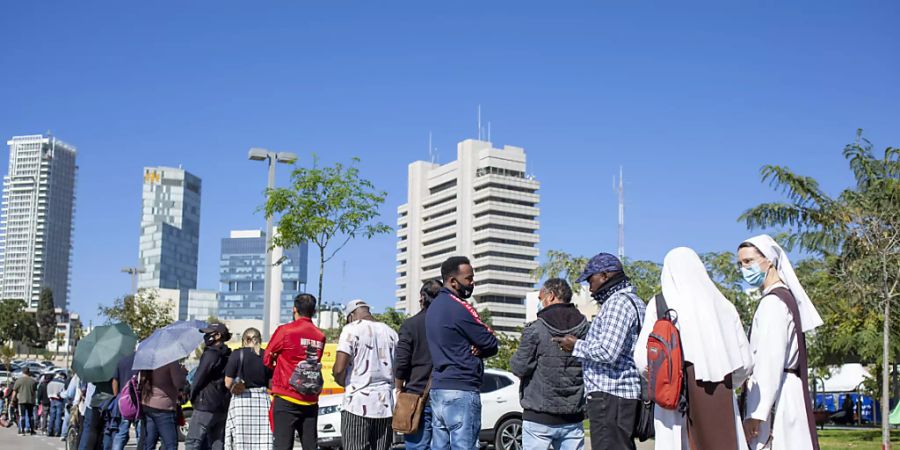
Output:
[{"xmin": 73, "ymin": 323, "xmax": 138, "ymax": 383}]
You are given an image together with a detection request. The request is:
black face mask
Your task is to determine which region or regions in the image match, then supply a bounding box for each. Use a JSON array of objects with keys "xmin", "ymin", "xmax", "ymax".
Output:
[
  {"xmin": 203, "ymin": 333, "xmax": 219, "ymax": 347},
  {"xmin": 453, "ymin": 277, "xmax": 474, "ymax": 300}
]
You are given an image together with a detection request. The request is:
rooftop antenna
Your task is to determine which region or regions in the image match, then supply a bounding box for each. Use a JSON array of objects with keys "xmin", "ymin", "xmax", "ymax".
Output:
[
  {"xmin": 613, "ymin": 166, "xmax": 625, "ymax": 260},
  {"xmin": 477, "ymin": 105, "xmax": 482, "ymax": 140},
  {"xmin": 428, "ymin": 131, "xmax": 435, "ymax": 163},
  {"xmin": 487, "ymin": 121, "xmax": 491, "ymax": 142}
]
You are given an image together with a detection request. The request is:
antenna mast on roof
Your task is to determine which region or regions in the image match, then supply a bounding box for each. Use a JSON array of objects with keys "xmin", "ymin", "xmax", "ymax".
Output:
[
  {"xmin": 428, "ymin": 131, "xmax": 436, "ymax": 164},
  {"xmin": 477, "ymin": 105, "xmax": 482, "ymax": 140},
  {"xmin": 614, "ymin": 166, "xmax": 625, "ymax": 260}
]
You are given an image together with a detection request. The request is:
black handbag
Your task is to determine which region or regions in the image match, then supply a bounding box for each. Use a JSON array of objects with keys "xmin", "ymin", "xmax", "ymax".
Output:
[
  {"xmin": 633, "ymin": 378, "xmax": 655, "ymax": 442},
  {"xmin": 628, "ymin": 297, "xmax": 655, "ymax": 441}
]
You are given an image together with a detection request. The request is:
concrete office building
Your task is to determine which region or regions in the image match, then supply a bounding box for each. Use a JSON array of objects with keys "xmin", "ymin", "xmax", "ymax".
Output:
[
  {"xmin": 395, "ymin": 139, "xmax": 540, "ymax": 333},
  {"xmin": 0, "ymin": 135, "xmax": 77, "ymax": 310},
  {"xmin": 138, "ymin": 166, "xmax": 201, "ymax": 294},
  {"xmin": 218, "ymin": 230, "xmax": 308, "ymax": 325}
]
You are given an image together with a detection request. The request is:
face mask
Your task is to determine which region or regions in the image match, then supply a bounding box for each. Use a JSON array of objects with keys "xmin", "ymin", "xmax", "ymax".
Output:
[
  {"xmin": 454, "ymin": 277, "xmax": 474, "ymax": 299},
  {"xmin": 536, "ymin": 299, "xmax": 545, "ymax": 314},
  {"xmin": 741, "ymin": 263, "xmax": 766, "ymax": 287},
  {"xmin": 203, "ymin": 333, "xmax": 218, "ymax": 347}
]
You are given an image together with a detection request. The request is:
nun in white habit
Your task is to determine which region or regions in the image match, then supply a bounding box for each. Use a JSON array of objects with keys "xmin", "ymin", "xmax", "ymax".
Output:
[
  {"xmin": 635, "ymin": 247, "xmax": 754, "ymax": 450},
  {"xmin": 738, "ymin": 234, "xmax": 822, "ymax": 450}
]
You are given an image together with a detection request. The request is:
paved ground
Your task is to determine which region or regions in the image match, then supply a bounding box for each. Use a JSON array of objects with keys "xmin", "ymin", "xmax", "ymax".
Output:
[{"xmin": 0, "ymin": 420, "xmax": 654, "ymax": 450}]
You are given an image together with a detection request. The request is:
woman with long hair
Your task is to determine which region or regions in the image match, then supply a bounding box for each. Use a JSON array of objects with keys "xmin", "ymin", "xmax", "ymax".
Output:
[
  {"xmin": 224, "ymin": 328, "xmax": 274, "ymax": 449},
  {"xmin": 140, "ymin": 361, "xmax": 187, "ymax": 450}
]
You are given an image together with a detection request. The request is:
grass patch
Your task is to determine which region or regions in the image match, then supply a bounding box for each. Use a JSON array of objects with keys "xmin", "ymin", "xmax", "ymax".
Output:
[{"xmin": 818, "ymin": 429, "xmax": 899, "ymax": 450}]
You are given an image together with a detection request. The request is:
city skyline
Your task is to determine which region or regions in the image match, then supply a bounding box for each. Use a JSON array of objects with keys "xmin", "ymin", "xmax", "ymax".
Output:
[{"xmin": 1, "ymin": 3, "xmax": 898, "ymax": 324}]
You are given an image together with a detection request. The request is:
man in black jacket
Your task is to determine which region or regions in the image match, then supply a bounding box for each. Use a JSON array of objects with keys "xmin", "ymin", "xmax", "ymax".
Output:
[
  {"xmin": 511, "ymin": 278, "xmax": 590, "ymax": 450},
  {"xmin": 186, "ymin": 323, "xmax": 232, "ymax": 450},
  {"xmin": 394, "ymin": 279, "xmax": 442, "ymax": 450}
]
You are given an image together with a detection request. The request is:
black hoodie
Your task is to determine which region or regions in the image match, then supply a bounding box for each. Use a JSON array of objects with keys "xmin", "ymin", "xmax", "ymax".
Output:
[
  {"xmin": 190, "ymin": 343, "xmax": 232, "ymax": 412},
  {"xmin": 510, "ymin": 303, "xmax": 590, "ymax": 425}
]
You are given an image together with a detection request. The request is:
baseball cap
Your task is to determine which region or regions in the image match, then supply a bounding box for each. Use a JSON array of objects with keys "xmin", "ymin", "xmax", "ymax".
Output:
[
  {"xmin": 345, "ymin": 299, "xmax": 369, "ymax": 316},
  {"xmin": 199, "ymin": 322, "xmax": 230, "ymax": 335},
  {"xmin": 575, "ymin": 253, "xmax": 624, "ymax": 283}
]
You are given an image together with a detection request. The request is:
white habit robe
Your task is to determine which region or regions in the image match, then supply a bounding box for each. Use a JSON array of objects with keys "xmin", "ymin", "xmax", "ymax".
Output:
[
  {"xmin": 635, "ymin": 297, "xmax": 751, "ymax": 450},
  {"xmin": 744, "ymin": 282, "xmax": 815, "ymax": 450}
]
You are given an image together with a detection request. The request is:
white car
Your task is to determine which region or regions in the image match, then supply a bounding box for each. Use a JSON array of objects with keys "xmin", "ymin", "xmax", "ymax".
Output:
[{"xmin": 317, "ymin": 369, "xmax": 523, "ymax": 450}]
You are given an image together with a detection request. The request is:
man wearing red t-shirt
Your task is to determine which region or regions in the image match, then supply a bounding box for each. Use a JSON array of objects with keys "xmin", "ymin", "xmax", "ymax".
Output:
[{"xmin": 263, "ymin": 293, "xmax": 326, "ymax": 450}]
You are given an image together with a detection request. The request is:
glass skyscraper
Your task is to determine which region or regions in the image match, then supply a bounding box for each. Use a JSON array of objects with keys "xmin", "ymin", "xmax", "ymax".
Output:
[
  {"xmin": 138, "ymin": 166, "xmax": 201, "ymax": 293},
  {"xmin": 218, "ymin": 230, "xmax": 308, "ymax": 323},
  {"xmin": 0, "ymin": 135, "xmax": 77, "ymax": 310}
]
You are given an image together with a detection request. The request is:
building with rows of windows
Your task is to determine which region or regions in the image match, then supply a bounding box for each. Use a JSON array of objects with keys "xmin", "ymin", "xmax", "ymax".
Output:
[
  {"xmin": 395, "ymin": 139, "xmax": 539, "ymax": 333},
  {"xmin": 0, "ymin": 135, "xmax": 77, "ymax": 311}
]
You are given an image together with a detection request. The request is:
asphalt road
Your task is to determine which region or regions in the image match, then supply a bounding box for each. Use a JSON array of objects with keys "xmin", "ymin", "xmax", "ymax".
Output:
[{"xmin": 0, "ymin": 420, "xmax": 654, "ymax": 450}]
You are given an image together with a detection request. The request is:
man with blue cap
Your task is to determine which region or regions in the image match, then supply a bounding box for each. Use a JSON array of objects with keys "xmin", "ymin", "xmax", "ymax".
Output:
[{"xmin": 553, "ymin": 252, "xmax": 646, "ymax": 450}]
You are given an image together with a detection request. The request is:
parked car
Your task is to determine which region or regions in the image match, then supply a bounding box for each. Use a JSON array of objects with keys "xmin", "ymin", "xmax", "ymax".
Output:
[{"xmin": 317, "ymin": 369, "xmax": 523, "ymax": 450}]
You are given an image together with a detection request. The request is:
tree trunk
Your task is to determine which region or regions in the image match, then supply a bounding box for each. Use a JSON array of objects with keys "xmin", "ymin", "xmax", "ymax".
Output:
[
  {"xmin": 318, "ymin": 246, "xmax": 325, "ymax": 326},
  {"xmin": 884, "ymin": 296, "xmax": 891, "ymax": 450}
]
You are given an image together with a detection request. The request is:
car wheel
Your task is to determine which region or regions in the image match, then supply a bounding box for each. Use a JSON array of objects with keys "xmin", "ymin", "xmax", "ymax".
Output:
[
  {"xmin": 178, "ymin": 409, "xmax": 192, "ymax": 442},
  {"xmin": 493, "ymin": 417, "xmax": 522, "ymax": 450}
]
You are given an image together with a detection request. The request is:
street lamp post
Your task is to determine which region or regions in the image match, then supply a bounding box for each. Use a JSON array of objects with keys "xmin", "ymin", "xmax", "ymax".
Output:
[
  {"xmin": 121, "ymin": 267, "xmax": 146, "ymax": 295},
  {"xmin": 249, "ymin": 148, "xmax": 297, "ymax": 340}
]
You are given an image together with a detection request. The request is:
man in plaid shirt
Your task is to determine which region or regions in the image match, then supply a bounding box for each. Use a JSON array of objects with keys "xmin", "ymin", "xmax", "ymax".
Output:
[{"xmin": 555, "ymin": 253, "xmax": 645, "ymax": 450}]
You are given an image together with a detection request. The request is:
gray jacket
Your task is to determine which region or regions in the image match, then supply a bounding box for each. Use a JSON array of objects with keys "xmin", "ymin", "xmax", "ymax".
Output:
[{"xmin": 510, "ymin": 303, "xmax": 590, "ymax": 419}]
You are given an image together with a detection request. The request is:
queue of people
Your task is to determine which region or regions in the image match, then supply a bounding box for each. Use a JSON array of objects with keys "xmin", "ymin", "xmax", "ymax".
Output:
[
  {"xmin": 3, "ymin": 232, "xmax": 821, "ymax": 450},
  {"xmin": 391, "ymin": 234, "xmax": 821, "ymax": 450}
]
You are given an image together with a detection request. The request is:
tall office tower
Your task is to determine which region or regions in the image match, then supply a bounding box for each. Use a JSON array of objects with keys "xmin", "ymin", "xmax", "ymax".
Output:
[
  {"xmin": 218, "ymin": 230, "xmax": 308, "ymax": 324},
  {"xmin": 138, "ymin": 167, "xmax": 201, "ymax": 296},
  {"xmin": 0, "ymin": 135, "xmax": 77, "ymax": 310},
  {"xmin": 395, "ymin": 139, "xmax": 540, "ymax": 333}
]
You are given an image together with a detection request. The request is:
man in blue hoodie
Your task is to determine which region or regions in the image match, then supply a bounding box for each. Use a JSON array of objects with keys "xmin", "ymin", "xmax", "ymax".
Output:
[{"xmin": 426, "ymin": 256, "xmax": 499, "ymax": 450}]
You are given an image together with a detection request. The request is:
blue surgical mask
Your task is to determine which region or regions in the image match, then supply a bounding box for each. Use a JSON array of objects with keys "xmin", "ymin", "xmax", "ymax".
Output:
[
  {"xmin": 536, "ymin": 300, "xmax": 544, "ymax": 314},
  {"xmin": 741, "ymin": 263, "xmax": 766, "ymax": 287}
]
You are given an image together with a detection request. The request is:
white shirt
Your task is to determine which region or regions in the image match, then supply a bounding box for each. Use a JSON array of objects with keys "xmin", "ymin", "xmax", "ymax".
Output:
[{"xmin": 337, "ymin": 319, "xmax": 398, "ymax": 418}]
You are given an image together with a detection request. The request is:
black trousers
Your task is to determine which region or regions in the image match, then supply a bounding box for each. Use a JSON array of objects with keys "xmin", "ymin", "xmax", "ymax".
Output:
[
  {"xmin": 272, "ymin": 396, "xmax": 317, "ymax": 450},
  {"xmin": 587, "ymin": 391, "xmax": 638, "ymax": 450}
]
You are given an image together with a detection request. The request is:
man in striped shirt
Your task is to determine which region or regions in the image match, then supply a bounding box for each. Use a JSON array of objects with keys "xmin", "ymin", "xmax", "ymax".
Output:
[{"xmin": 555, "ymin": 253, "xmax": 646, "ymax": 450}]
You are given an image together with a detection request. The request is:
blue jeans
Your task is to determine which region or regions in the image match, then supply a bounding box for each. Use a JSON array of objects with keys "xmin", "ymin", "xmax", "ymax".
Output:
[
  {"xmin": 404, "ymin": 404, "xmax": 433, "ymax": 450},
  {"xmin": 111, "ymin": 419, "xmax": 132, "ymax": 450},
  {"xmin": 49, "ymin": 399, "xmax": 65, "ymax": 436},
  {"xmin": 430, "ymin": 390, "xmax": 481, "ymax": 450},
  {"xmin": 61, "ymin": 403, "xmax": 72, "ymax": 438},
  {"xmin": 523, "ymin": 421, "xmax": 584, "ymax": 450},
  {"xmin": 19, "ymin": 403, "xmax": 35, "ymax": 432},
  {"xmin": 143, "ymin": 407, "xmax": 178, "ymax": 450}
]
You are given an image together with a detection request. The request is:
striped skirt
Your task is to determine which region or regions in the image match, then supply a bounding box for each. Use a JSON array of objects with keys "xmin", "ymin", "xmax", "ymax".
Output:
[{"xmin": 225, "ymin": 387, "xmax": 273, "ymax": 450}]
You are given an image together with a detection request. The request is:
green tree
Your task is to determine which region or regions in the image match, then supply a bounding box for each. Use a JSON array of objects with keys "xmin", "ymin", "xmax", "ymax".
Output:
[
  {"xmin": 623, "ymin": 258, "xmax": 662, "ymax": 303},
  {"xmin": 99, "ymin": 289, "xmax": 175, "ymax": 340},
  {"xmin": 477, "ymin": 308, "xmax": 521, "ymax": 371},
  {"xmin": 36, "ymin": 288, "xmax": 57, "ymax": 348},
  {"xmin": 263, "ymin": 156, "xmax": 391, "ymax": 310},
  {"xmin": 739, "ymin": 130, "xmax": 900, "ymax": 446},
  {"xmin": 373, "ymin": 308, "xmax": 407, "ymax": 333},
  {"xmin": 0, "ymin": 299, "xmax": 40, "ymax": 348},
  {"xmin": 0, "ymin": 345, "xmax": 15, "ymax": 371},
  {"xmin": 531, "ymin": 250, "xmax": 588, "ymax": 292},
  {"xmin": 700, "ymin": 251, "xmax": 758, "ymax": 328}
]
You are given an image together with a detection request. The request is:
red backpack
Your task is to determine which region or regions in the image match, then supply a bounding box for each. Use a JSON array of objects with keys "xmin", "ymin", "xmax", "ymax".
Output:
[{"xmin": 646, "ymin": 293, "xmax": 685, "ymax": 410}]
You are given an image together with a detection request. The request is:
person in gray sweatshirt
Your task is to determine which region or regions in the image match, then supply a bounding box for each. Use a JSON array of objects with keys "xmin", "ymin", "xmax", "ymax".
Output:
[{"xmin": 511, "ymin": 278, "xmax": 590, "ymax": 450}]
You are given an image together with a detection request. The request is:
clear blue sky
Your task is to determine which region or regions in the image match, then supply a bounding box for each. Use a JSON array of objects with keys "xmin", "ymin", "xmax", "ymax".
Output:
[{"xmin": 2, "ymin": 2, "xmax": 898, "ymax": 325}]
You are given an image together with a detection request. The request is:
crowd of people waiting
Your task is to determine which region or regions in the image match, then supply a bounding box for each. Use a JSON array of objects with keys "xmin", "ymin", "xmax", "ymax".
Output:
[{"xmin": 0, "ymin": 232, "xmax": 820, "ymax": 450}]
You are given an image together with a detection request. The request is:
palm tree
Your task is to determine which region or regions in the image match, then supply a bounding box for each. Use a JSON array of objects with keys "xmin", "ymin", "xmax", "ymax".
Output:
[{"xmin": 740, "ymin": 130, "xmax": 900, "ymax": 448}]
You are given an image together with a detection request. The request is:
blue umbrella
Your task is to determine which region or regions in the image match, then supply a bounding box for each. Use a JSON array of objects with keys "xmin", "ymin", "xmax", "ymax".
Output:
[{"xmin": 132, "ymin": 320, "xmax": 207, "ymax": 370}]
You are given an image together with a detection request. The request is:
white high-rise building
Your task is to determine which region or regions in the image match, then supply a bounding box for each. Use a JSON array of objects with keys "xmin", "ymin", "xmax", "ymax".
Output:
[
  {"xmin": 0, "ymin": 135, "xmax": 77, "ymax": 310},
  {"xmin": 395, "ymin": 139, "xmax": 540, "ymax": 333}
]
